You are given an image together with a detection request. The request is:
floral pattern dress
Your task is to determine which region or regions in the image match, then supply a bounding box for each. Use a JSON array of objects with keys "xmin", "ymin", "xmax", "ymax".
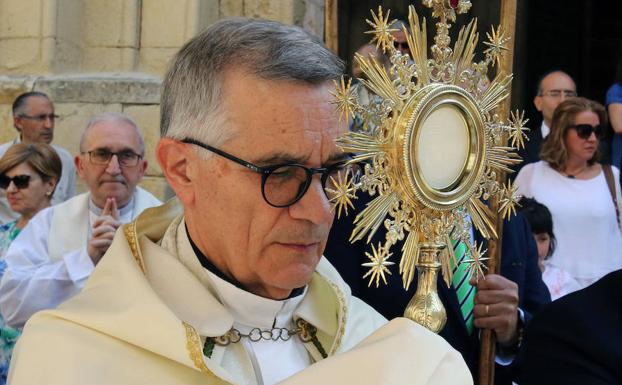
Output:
[{"xmin": 0, "ymin": 221, "xmax": 22, "ymax": 383}]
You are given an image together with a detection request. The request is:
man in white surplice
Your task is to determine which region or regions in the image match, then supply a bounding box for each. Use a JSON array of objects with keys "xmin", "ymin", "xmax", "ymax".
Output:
[
  {"xmin": 8, "ymin": 19, "xmax": 472, "ymax": 385},
  {"xmin": 0, "ymin": 112, "xmax": 161, "ymax": 328}
]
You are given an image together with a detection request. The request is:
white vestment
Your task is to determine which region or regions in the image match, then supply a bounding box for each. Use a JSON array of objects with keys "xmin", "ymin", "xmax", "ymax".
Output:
[
  {"xmin": 0, "ymin": 187, "xmax": 161, "ymax": 328},
  {"xmin": 8, "ymin": 199, "xmax": 472, "ymax": 385},
  {"xmin": 0, "ymin": 138, "xmax": 77, "ymax": 224}
]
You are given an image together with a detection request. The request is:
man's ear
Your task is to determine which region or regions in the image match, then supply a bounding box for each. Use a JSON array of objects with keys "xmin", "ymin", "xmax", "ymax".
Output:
[
  {"xmin": 13, "ymin": 116, "xmax": 23, "ymax": 133},
  {"xmin": 74, "ymin": 154, "xmax": 86, "ymax": 180},
  {"xmin": 534, "ymin": 95, "xmax": 543, "ymax": 112},
  {"xmin": 156, "ymin": 138, "xmax": 195, "ymax": 205}
]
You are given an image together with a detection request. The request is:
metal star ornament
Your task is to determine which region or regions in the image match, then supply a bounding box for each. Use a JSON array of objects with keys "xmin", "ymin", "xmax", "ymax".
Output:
[
  {"xmin": 326, "ymin": 168, "xmax": 358, "ymax": 219},
  {"xmin": 463, "ymin": 242, "xmax": 489, "ymax": 282},
  {"xmin": 483, "ymin": 25, "xmax": 510, "ymax": 68},
  {"xmin": 365, "ymin": 6, "xmax": 397, "ymax": 52},
  {"xmin": 508, "ymin": 109, "xmax": 530, "ymax": 150},
  {"xmin": 330, "ymin": 77, "xmax": 357, "ymax": 122},
  {"xmin": 498, "ymin": 179, "xmax": 520, "ymax": 219},
  {"xmin": 362, "ymin": 243, "xmax": 394, "ymax": 288}
]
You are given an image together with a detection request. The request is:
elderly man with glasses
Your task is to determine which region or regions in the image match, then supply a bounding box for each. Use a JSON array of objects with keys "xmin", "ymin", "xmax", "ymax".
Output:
[
  {"xmin": 0, "ymin": 92, "xmax": 77, "ymax": 224},
  {"xmin": 0, "ymin": 112, "xmax": 161, "ymax": 329},
  {"xmin": 7, "ymin": 19, "xmax": 471, "ymax": 385}
]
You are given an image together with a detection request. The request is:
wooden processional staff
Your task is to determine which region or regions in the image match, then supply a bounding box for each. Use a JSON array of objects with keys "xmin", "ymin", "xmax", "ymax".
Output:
[{"xmin": 325, "ymin": 1, "xmax": 521, "ymax": 385}]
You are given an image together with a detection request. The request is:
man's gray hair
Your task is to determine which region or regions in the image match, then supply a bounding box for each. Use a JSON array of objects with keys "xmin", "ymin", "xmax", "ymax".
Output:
[
  {"xmin": 160, "ymin": 17, "xmax": 344, "ymax": 147},
  {"xmin": 80, "ymin": 112, "xmax": 145, "ymax": 155}
]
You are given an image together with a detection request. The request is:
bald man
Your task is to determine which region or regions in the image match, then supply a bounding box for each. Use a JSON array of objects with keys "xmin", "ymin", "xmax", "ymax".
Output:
[{"xmin": 517, "ymin": 70, "xmax": 577, "ymax": 171}]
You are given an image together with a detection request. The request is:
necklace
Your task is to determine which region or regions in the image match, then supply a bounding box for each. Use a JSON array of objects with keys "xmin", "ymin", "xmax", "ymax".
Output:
[
  {"xmin": 202, "ymin": 318, "xmax": 327, "ymax": 359},
  {"xmin": 563, "ymin": 165, "xmax": 589, "ymax": 179}
]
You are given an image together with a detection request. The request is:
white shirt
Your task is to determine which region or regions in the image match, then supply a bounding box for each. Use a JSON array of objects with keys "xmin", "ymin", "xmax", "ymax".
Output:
[
  {"xmin": 515, "ymin": 161, "xmax": 622, "ymax": 283},
  {"xmin": 540, "ymin": 121, "xmax": 551, "ymax": 139},
  {"xmin": 0, "ymin": 138, "xmax": 77, "ymax": 224},
  {"xmin": 206, "ymin": 270, "xmax": 312, "ymax": 385},
  {"xmin": 0, "ymin": 190, "xmax": 160, "ymax": 328},
  {"xmin": 541, "ymin": 261, "xmax": 582, "ymax": 300}
]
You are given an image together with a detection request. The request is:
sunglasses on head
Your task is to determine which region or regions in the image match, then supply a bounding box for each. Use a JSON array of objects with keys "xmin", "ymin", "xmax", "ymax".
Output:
[
  {"xmin": 568, "ymin": 124, "xmax": 606, "ymax": 140},
  {"xmin": 0, "ymin": 174, "xmax": 31, "ymax": 190}
]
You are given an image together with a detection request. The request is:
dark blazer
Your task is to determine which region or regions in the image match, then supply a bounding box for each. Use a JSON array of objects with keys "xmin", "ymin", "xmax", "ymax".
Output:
[
  {"xmin": 513, "ymin": 121, "xmax": 544, "ymax": 178},
  {"xmin": 516, "ymin": 269, "xmax": 622, "ymax": 385},
  {"xmin": 324, "ymin": 193, "xmax": 551, "ymax": 384}
]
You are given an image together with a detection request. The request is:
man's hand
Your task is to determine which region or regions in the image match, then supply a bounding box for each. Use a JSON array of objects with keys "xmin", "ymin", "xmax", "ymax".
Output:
[
  {"xmin": 471, "ymin": 274, "xmax": 519, "ymax": 347},
  {"xmin": 87, "ymin": 198, "xmax": 121, "ymax": 265}
]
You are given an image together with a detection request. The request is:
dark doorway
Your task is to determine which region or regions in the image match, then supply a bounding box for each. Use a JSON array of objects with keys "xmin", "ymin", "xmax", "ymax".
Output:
[{"xmin": 337, "ymin": 0, "xmax": 622, "ymax": 128}]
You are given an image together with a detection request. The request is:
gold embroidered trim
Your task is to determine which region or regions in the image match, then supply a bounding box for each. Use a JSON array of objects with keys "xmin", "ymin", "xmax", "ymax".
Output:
[
  {"xmin": 183, "ymin": 322, "xmax": 233, "ymax": 382},
  {"xmin": 326, "ymin": 280, "xmax": 348, "ymax": 356},
  {"xmin": 123, "ymin": 222, "xmax": 145, "ymax": 273},
  {"xmin": 121, "ymin": 216, "xmax": 223, "ymax": 380},
  {"xmin": 183, "ymin": 322, "xmax": 217, "ymax": 375}
]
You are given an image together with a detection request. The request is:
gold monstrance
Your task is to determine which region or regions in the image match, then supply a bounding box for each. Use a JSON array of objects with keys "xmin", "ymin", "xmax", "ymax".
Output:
[{"xmin": 330, "ymin": 1, "xmax": 527, "ymax": 332}]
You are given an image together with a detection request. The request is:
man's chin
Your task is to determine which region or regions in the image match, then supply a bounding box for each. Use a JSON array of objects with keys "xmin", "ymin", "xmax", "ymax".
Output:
[{"xmin": 279, "ymin": 264, "xmax": 317, "ymax": 288}]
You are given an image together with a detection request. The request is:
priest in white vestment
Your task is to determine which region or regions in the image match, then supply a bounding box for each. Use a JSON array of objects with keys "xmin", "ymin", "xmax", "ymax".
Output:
[
  {"xmin": 0, "ymin": 113, "xmax": 161, "ymax": 328},
  {"xmin": 7, "ymin": 18, "xmax": 472, "ymax": 385}
]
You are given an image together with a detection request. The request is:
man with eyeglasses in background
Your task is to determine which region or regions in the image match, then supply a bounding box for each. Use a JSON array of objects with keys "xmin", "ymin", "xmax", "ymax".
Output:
[
  {"xmin": 7, "ymin": 19, "xmax": 471, "ymax": 385},
  {"xmin": 516, "ymin": 70, "xmax": 577, "ymax": 173},
  {"xmin": 0, "ymin": 92, "xmax": 76, "ymax": 224},
  {"xmin": 0, "ymin": 112, "xmax": 160, "ymax": 329}
]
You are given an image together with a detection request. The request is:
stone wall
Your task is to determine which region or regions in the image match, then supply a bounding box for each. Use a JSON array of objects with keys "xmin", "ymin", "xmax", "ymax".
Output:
[
  {"xmin": 0, "ymin": 73, "xmax": 166, "ymax": 196},
  {"xmin": 0, "ymin": 0, "xmax": 327, "ymax": 200}
]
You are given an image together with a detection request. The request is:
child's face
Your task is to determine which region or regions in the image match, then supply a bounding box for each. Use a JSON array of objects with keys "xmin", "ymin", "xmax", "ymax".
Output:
[{"xmin": 534, "ymin": 232, "xmax": 551, "ymax": 270}]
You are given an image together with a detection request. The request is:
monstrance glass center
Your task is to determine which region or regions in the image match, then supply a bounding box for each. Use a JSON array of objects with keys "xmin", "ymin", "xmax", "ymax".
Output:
[{"xmin": 416, "ymin": 105, "xmax": 469, "ymax": 191}]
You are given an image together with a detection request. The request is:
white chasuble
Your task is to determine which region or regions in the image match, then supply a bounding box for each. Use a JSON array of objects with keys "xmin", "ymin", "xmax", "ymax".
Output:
[{"xmin": 9, "ymin": 199, "xmax": 472, "ymax": 385}]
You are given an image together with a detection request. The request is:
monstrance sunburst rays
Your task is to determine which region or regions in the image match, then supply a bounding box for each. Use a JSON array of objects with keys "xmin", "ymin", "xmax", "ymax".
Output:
[{"xmin": 330, "ymin": 2, "xmax": 528, "ymax": 304}]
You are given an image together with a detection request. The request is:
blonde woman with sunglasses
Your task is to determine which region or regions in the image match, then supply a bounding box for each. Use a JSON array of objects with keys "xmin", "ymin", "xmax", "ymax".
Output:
[
  {"xmin": 0, "ymin": 142, "xmax": 60, "ymax": 383},
  {"xmin": 515, "ymin": 97, "xmax": 622, "ymax": 292}
]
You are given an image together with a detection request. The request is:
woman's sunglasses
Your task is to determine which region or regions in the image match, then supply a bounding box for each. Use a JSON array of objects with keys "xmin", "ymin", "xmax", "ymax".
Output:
[
  {"xmin": 0, "ymin": 174, "xmax": 31, "ymax": 189},
  {"xmin": 568, "ymin": 124, "xmax": 606, "ymax": 140}
]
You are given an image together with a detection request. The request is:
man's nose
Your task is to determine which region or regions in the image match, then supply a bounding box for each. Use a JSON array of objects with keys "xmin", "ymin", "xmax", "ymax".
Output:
[
  {"xmin": 43, "ymin": 115, "xmax": 54, "ymax": 128},
  {"xmin": 105, "ymin": 154, "xmax": 122, "ymax": 174},
  {"xmin": 288, "ymin": 178, "xmax": 333, "ymax": 225}
]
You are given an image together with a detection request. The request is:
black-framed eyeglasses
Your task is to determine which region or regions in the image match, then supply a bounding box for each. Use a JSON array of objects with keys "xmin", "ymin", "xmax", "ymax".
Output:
[
  {"xmin": 0, "ymin": 174, "xmax": 31, "ymax": 190},
  {"xmin": 81, "ymin": 149, "xmax": 143, "ymax": 167},
  {"xmin": 181, "ymin": 137, "xmax": 357, "ymax": 208},
  {"xmin": 18, "ymin": 114, "xmax": 59, "ymax": 122},
  {"xmin": 568, "ymin": 124, "xmax": 606, "ymax": 140}
]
